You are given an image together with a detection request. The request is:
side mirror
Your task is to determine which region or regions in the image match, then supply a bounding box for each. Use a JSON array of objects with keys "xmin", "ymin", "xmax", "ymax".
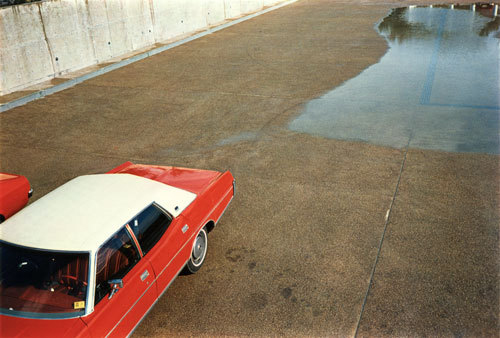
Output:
[{"xmin": 108, "ymin": 279, "xmax": 123, "ymax": 299}]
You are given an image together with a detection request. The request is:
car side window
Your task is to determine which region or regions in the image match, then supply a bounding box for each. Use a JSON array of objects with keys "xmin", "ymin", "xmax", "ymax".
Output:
[
  {"xmin": 94, "ymin": 228, "xmax": 141, "ymax": 305},
  {"xmin": 130, "ymin": 204, "xmax": 172, "ymax": 256}
]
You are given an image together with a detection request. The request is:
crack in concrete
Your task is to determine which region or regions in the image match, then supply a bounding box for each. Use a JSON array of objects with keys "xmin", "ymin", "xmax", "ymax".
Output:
[{"xmin": 36, "ymin": 3, "xmax": 56, "ymax": 75}]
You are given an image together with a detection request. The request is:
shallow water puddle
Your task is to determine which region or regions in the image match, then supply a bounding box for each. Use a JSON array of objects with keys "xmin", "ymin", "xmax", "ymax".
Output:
[{"xmin": 289, "ymin": 5, "xmax": 500, "ymax": 154}]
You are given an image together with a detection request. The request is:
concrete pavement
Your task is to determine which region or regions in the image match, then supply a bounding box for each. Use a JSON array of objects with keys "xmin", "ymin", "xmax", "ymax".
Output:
[{"xmin": 0, "ymin": 0, "xmax": 497, "ymax": 336}]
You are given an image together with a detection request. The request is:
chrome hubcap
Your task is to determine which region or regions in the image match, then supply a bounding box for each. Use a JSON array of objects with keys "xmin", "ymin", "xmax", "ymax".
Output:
[{"xmin": 192, "ymin": 231, "xmax": 206, "ymax": 265}]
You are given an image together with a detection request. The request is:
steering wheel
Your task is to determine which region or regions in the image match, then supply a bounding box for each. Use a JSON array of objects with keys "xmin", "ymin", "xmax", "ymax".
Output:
[{"xmin": 60, "ymin": 275, "xmax": 88, "ymax": 286}]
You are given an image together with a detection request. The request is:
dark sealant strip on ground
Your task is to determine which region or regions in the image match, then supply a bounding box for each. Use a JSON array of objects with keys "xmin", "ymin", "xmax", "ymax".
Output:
[
  {"xmin": 0, "ymin": 0, "xmax": 298, "ymax": 113},
  {"xmin": 420, "ymin": 9, "xmax": 448, "ymax": 105},
  {"xmin": 354, "ymin": 134, "xmax": 412, "ymax": 337}
]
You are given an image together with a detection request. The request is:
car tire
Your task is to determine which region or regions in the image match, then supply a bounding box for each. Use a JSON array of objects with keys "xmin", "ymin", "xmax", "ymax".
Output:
[
  {"xmin": 183, "ymin": 227, "xmax": 208, "ymax": 274},
  {"xmin": 0, "ymin": 215, "xmax": 4, "ymax": 224}
]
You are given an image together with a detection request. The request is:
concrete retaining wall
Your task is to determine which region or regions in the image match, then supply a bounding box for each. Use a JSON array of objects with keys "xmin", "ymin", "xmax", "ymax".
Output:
[{"xmin": 0, "ymin": 0, "xmax": 285, "ymax": 95}]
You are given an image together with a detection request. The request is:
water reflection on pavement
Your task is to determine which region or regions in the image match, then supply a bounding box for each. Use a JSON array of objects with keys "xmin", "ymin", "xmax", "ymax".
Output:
[{"xmin": 290, "ymin": 5, "xmax": 500, "ymax": 154}]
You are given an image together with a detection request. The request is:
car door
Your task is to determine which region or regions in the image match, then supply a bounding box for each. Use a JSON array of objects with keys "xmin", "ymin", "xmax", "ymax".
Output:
[
  {"xmin": 128, "ymin": 203, "xmax": 192, "ymax": 294},
  {"xmin": 148, "ymin": 214, "xmax": 193, "ymax": 293},
  {"xmin": 82, "ymin": 227, "xmax": 157, "ymax": 338}
]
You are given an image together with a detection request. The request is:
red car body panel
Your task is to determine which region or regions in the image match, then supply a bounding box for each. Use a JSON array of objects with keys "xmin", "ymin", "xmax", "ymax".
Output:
[
  {"xmin": 105, "ymin": 162, "xmax": 235, "ymax": 332},
  {"xmin": 0, "ymin": 163, "xmax": 234, "ymax": 337},
  {"xmin": 82, "ymin": 259, "xmax": 157, "ymax": 338},
  {"xmin": 144, "ymin": 214, "xmax": 193, "ymax": 297},
  {"xmin": 0, "ymin": 173, "xmax": 31, "ymax": 222},
  {"xmin": 0, "ymin": 316, "xmax": 90, "ymax": 338},
  {"xmin": 108, "ymin": 162, "xmax": 222, "ymax": 195}
]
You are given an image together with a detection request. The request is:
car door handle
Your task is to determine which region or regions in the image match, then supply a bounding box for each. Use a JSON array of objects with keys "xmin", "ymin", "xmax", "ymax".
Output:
[{"xmin": 140, "ymin": 270, "xmax": 150, "ymax": 281}]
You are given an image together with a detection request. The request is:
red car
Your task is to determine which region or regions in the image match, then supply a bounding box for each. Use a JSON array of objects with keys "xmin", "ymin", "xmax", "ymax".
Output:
[
  {"xmin": 0, "ymin": 162, "xmax": 234, "ymax": 337},
  {"xmin": 0, "ymin": 172, "xmax": 33, "ymax": 223}
]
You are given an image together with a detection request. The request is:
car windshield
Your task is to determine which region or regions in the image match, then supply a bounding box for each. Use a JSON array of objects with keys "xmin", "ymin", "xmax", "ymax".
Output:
[{"xmin": 0, "ymin": 242, "xmax": 89, "ymax": 317}]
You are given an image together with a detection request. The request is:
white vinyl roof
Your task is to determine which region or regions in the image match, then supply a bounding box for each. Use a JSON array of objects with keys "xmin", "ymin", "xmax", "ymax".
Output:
[{"xmin": 0, "ymin": 174, "xmax": 196, "ymax": 252}]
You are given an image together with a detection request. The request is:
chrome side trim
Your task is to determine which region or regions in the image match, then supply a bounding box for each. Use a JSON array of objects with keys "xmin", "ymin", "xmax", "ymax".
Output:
[
  {"xmin": 84, "ymin": 252, "xmax": 95, "ymax": 316},
  {"xmin": 104, "ymin": 184, "xmax": 234, "ymax": 336},
  {"xmin": 105, "ymin": 273, "xmax": 156, "ymax": 337},
  {"xmin": 125, "ymin": 189, "xmax": 235, "ymax": 335},
  {"xmin": 197, "ymin": 185, "xmax": 234, "ymax": 232},
  {"xmin": 155, "ymin": 228, "xmax": 197, "ymax": 281},
  {"xmin": 108, "ymin": 231, "xmax": 197, "ymax": 337},
  {"xmin": 125, "ymin": 224, "xmax": 143, "ymax": 259},
  {"xmin": 0, "ymin": 308, "xmax": 85, "ymax": 320},
  {"xmin": 140, "ymin": 270, "xmax": 150, "ymax": 282},
  {"xmin": 214, "ymin": 188, "xmax": 235, "ymax": 227},
  {"xmin": 126, "ymin": 260, "xmax": 188, "ymax": 338}
]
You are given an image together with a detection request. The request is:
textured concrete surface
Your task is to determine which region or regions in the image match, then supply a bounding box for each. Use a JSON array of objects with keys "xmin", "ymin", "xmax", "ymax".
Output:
[
  {"xmin": 0, "ymin": 0, "xmax": 287, "ymax": 95},
  {"xmin": 0, "ymin": 0, "xmax": 497, "ymax": 337},
  {"xmin": 357, "ymin": 150, "xmax": 499, "ymax": 337}
]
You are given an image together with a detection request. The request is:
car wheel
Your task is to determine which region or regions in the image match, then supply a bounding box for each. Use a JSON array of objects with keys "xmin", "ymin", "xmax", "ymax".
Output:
[
  {"xmin": 0, "ymin": 215, "xmax": 4, "ymax": 224},
  {"xmin": 184, "ymin": 227, "xmax": 208, "ymax": 274}
]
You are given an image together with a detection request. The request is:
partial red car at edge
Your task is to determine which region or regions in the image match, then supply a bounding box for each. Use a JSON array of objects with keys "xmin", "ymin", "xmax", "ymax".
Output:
[
  {"xmin": 0, "ymin": 172, "xmax": 33, "ymax": 223},
  {"xmin": 0, "ymin": 162, "xmax": 234, "ymax": 337}
]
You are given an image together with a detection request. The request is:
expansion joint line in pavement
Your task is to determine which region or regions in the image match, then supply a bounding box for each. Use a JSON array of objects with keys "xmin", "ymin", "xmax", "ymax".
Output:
[
  {"xmin": 353, "ymin": 136, "xmax": 411, "ymax": 337},
  {"xmin": 420, "ymin": 8, "xmax": 447, "ymax": 106}
]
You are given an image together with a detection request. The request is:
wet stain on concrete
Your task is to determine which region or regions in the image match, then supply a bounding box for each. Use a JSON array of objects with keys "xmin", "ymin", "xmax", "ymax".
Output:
[
  {"xmin": 217, "ymin": 131, "xmax": 260, "ymax": 146},
  {"xmin": 226, "ymin": 253, "xmax": 241, "ymax": 262},
  {"xmin": 225, "ymin": 247, "xmax": 255, "ymax": 263},
  {"xmin": 244, "ymin": 292, "xmax": 268, "ymax": 311},
  {"xmin": 290, "ymin": 5, "xmax": 500, "ymax": 154},
  {"xmin": 225, "ymin": 248, "xmax": 243, "ymax": 262},
  {"xmin": 281, "ymin": 287, "xmax": 293, "ymax": 299},
  {"xmin": 312, "ymin": 308, "xmax": 324, "ymax": 317}
]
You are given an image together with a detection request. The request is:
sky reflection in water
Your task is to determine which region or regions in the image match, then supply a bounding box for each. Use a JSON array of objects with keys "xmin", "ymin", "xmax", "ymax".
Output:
[{"xmin": 289, "ymin": 6, "xmax": 500, "ymax": 154}]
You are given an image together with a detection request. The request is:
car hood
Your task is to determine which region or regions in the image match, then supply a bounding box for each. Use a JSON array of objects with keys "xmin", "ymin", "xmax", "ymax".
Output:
[
  {"xmin": 113, "ymin": 164, "xmax": 222, "ymax": 195},
  {"xmin": 0, "ymin": 315, "xmax": 89, "ymax": 338}
]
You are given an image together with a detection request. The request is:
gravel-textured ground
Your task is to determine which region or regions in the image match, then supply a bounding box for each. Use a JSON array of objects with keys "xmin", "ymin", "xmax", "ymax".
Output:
[{"xmin": 0, "ymin": 0, "xmax": 497, "ymax": 336}]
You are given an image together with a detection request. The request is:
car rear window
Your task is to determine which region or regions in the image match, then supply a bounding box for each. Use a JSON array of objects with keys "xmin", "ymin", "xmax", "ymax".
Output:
[{"xmin": 0, "ymin": 242, "xmax": 89, "ymax": 318}]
